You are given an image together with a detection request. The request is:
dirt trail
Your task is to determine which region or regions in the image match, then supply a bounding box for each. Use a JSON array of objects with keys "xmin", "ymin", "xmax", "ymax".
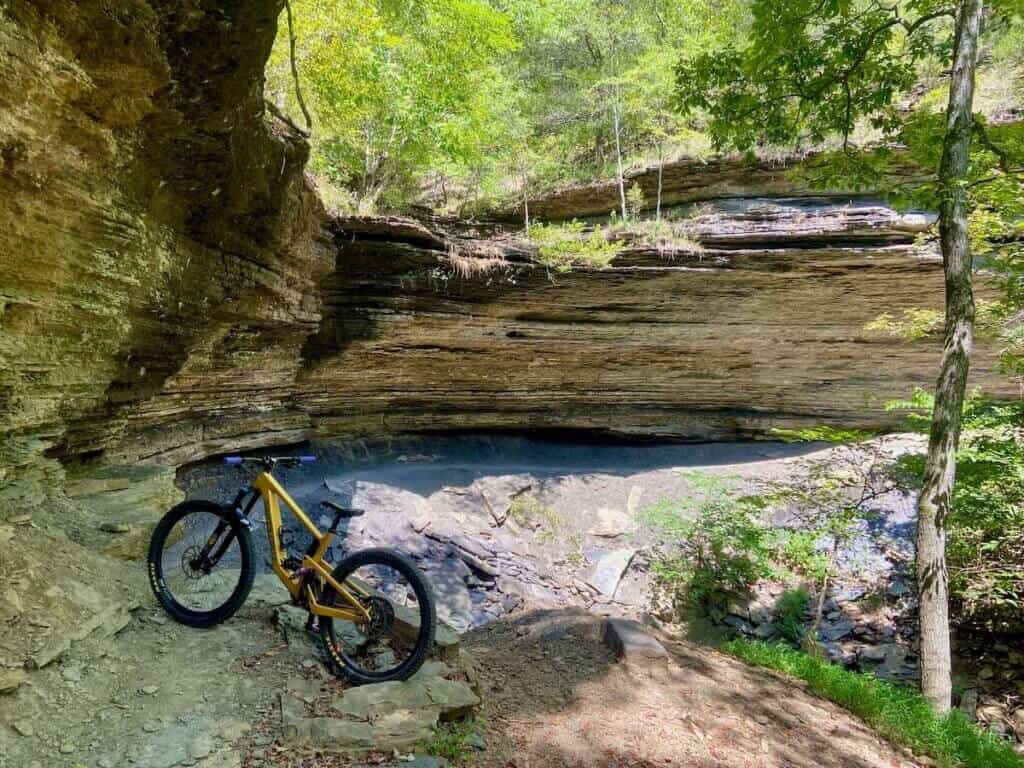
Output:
[
  {"xmin": 2, "ymin": 586, "xmax": 928, "ymax": 768},
  {"xmin": 465, "ymin": 609, "xmax": 923, "ymax": 768}
]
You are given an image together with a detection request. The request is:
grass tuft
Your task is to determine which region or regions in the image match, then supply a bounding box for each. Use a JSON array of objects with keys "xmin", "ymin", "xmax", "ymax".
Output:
[{"xmin": 723, "ymin": 639, "xmax": 1024, "ymax": 768}]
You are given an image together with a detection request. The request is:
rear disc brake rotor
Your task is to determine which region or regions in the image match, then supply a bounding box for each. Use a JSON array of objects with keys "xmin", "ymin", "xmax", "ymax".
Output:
[{"xmin": 361, "ymin": 596, "xmax": 395, "ymax": 643}]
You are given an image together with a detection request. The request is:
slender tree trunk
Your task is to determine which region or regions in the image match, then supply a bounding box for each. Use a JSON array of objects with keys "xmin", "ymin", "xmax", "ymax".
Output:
[
  {"xmin": 612, "ymin": 99, "xmax": 627, "ymax": 220},
  {"xmin": 916, "ymin": 0, "xmax": 984, "ymax": 713},
  {"xmin": 522, "ymin": 170, "xmax": 530, "ymax": 233},
  {"xmin": 656, "ymin": 143, "xmax": 664, "ymax": 225}
]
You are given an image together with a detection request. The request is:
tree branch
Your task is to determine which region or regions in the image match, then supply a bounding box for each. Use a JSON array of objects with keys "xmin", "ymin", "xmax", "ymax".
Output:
[{"xmin": 283, "ymin": 0, "xmax": 313, "ymax": 136}]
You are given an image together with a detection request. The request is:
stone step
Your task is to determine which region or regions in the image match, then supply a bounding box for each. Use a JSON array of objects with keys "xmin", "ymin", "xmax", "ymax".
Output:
[
  {"xmin": 280, "ymin": 667, "xmax": 479, "ymax": 753},
  {"xmin": 601, "ymin": 617, "xmax": 668, "ymax": 665}
]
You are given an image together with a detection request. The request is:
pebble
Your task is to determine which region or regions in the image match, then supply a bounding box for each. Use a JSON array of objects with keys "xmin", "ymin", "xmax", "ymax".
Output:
[
  {"xmin": 59, "ymin": 742, "xmax": 75, "ymax": 754},
  {"xmin": 13, "ymin": 719, "xmax": 35, "ymax": 737},
  {"xmin": 140, "ymin": 685, "xmax": 159, "ymax": 695}
]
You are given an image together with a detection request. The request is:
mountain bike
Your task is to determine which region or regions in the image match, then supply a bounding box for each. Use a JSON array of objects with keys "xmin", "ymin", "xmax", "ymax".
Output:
[{"xmin": 147, "ymin": 455, "xmax": 436, "ymax": 684}]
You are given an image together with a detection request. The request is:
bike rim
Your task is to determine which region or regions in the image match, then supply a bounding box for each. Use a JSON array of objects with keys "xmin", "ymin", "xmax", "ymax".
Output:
[
  {"xmin": 159, "ymin": 511, "xmax": 244, "ymax": 613},
  {"xmin": 327, "ymin": 562, "xmax": 426, "ymax": 677}
]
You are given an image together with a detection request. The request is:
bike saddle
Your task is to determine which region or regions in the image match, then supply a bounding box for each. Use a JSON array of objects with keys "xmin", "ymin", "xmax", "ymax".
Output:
[{"xmin": 320, "ymin": 499, "xmax": 365, "ymax": 518}]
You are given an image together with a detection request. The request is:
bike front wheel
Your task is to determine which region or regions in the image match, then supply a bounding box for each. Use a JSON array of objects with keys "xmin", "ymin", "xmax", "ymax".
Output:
[
  {"xmin": 319, "ymin": 548, "xmax": 436, "ymax": 684},
  {"xmin": 147, "ymin": 499, "xmax": 255, "ymax": 627}
]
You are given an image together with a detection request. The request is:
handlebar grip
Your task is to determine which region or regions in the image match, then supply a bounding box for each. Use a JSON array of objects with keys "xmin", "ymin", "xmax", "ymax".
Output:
[
  {"xmin": 299, "ymin": 455, "xmax": 317, "ymax": 464},
  {"xmin": 224, "ymin": 456, "xmax": 243, "ymax": 465}
]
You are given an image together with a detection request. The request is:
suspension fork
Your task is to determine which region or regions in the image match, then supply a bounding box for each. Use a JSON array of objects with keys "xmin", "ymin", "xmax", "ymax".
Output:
[{"xmin": 199, "ymin": 487, "xmax": 259, "ymax": 570}]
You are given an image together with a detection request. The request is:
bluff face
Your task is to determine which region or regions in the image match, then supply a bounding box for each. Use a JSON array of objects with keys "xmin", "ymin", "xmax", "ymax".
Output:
[
  {"xmin": 0, "ymin": 0, "xmax": 331, "ymax": 510},
  {"xmin": 0, "ymin": 2, "xmax": 1014, "ymax": 515},
  {"xmin": 301, "ymin": 201, "xmax": 1010, "ymax": 442}
]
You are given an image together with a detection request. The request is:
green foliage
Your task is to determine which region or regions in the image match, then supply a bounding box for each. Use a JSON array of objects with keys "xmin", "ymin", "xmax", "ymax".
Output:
[
  {"xmin": 528, "ymin": 221, "xmax": 623, "ymax": 271},
  {"xmin": 641, "ymin": 473, "xmax": 777, "ymax": 611},
  {"xmin": 865, "ymin": 307, "xmax": 945, "ymax": 340},
  {"xmin": 771, "ymin": 426, "xmax": 879, "ymax": 443},
  {"xmin": 676, "ymin": 0, "xmax": 954, "ymax": 154},
  {"xmin": 267, "ymin": 0, "xmax": 517, "ymax": 212},
  {"xmin": 508, "ymin": 494, "xmax": 561, "ymax": 532},
  {"xmin": 605, "ymin": 216, "xmax": 705, "ymax": 257},
  {"xmin": 423, "ymin": 719, "xmax": 481, "ymax": 764},
  {"xmin": 777, "ymin": 532, "xmax": 831, "ymax": 583},
  {"xmin": 724, "ymin": 640, "xmax": 1024, "ymax": 768},
  {"xmin": 775, "ymin": 587, "xmax": 810, "ymax": 644},
  {"xmin": 891, "ymin": 396, "xmax": 1024, "ymax": 631}
]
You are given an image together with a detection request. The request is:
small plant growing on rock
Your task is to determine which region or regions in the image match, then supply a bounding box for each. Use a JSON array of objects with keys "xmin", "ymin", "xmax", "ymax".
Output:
[
  {"xmin": 775, "ymin": 587, "xmax": 812, "ymax": 645},
  {"xmin": 508, "ymin": 494, "xmax": 561, "ymax": 537},
  {"xmin": 641, "ymin": 473, "xmax": 776, "ymax": 615},
  {"xmin": 424, "ymin": 718, "xmax": 482, "ymax": 764},
  {"xmin": 528, "ymin": 220, "xmax": 623, "ymax": 272}
]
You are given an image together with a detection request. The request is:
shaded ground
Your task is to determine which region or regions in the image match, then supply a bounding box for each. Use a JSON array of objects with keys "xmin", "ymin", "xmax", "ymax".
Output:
[{"xmin": 464, "ymin": 609, "xmax": 924, "ymax": 768}]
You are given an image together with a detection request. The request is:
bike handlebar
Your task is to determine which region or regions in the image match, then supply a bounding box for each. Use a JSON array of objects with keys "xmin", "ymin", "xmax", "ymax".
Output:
[{"xmin": 223, "ymin": 455, "xmax": 317, "ymax": 468}]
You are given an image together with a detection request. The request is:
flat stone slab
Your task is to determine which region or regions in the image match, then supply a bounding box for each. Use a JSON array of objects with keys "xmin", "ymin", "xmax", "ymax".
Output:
[
  {"xmin": 588, "ymin": 507, "xmax": 632, "ymax": 538},
  {"xmin": 601, "ymin": 618, "xmax": 668, "ymax": 664},
  {"xmin": 334, "ymin": 676, "xmax": 479, "ymax": 721},
  {"xmin": 282, "ymin": 692, "xmax": 437, "ymax": 753},
  {"xmin": 587, "ymin": 549, "xmax": 635, "ymax": 598},
  {"xmin": 281, "ymin": 672, "xmax": 479, "ymax": 753}
]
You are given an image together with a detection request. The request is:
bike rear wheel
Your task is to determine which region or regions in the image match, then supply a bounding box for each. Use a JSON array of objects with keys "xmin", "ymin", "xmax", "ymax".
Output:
[
  {"xmin": 319, "ymin": 548, "xmax": 436, "ymax": 684},
  {"xmin": 147, "ymin": 499, "xmax": 255, "ymax": 627}
]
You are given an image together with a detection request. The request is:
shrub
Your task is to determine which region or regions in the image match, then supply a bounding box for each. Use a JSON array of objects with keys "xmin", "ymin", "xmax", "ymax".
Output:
[
  {"xmin": 528, "ymin": 220, "xmax": 623, "ymax": 271},
  {"xmin": 725, "ymin": 640, "xmax": 1024, "ymax": 768},
  {"xmin": 890, "ymin": 393, "xmax": 1024, "ymax": 632},
  {"xmin": 775, "ymin": 587, "xmax": 811, "ymax": 644},
  {"xmin": 641, "ymin": 473, "xmax": 776, "ymax": 612}
]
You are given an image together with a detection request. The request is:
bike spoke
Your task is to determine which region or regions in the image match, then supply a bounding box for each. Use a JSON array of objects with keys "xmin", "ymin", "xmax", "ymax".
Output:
[
  {"xmin": 327, "ymin": 561, "xmax": 425, "ymax": 677},
  {"xmin": 159, "ymin": 512, "xmax": 243, "ymax": 613}
]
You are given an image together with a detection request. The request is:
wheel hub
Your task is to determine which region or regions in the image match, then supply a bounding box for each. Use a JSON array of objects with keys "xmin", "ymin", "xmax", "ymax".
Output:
[
  {"xmin": 361, "ymin": 596, "xmax": 395, "ymax": 642},
  {"xmin": 181, "ymin": 545, "xmax": 206, "ymax": 580}
]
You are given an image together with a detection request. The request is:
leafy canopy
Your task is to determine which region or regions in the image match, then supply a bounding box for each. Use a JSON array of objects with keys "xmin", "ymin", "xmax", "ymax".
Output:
[{"xmin": 676, "ymin": 0, "xmax": 956, "ymax": 153}]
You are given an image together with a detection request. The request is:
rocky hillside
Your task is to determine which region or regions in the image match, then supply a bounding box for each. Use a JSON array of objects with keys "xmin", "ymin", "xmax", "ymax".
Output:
[{"xmin": 0, "ymin": 1, "xmax": 1014, "ymax": 514}]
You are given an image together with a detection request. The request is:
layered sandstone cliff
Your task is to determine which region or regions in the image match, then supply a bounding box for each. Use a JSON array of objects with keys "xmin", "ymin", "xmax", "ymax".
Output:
[
  {"xmin": 0, "ymin": 1, "xmax": 1014, "ymax": 520},
  {"xmin": 0, "ymin": 0, "xmax": 331, "ymax": 510}
]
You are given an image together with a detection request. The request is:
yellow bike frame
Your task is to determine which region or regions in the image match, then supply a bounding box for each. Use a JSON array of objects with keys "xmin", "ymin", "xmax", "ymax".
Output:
[{"xmin": 252, "ymin": 471, "xmax": 371, "ymax": 623}]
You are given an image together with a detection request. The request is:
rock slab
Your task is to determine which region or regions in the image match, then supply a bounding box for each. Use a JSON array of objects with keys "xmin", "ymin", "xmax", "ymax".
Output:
[
  {"xmin": 601, "ymin": 618, "xmax": 668, "ymax": 664},
  {"xmin": 587, "ymin": 549, "xmax": 636, "ymax": 598}
]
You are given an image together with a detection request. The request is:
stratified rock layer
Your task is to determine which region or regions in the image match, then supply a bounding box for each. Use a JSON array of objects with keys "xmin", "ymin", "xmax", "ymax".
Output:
[
  {"xmin": 0, "ymin": 1, "xmax": 331, "ymax": 507},
  {"xmin": 300, "ymin": 200, "xmax": 1011, "ymax": 442},
  {"xmin": 0, "ymin": 4, "xmax": 1013, "ymax": 512}
]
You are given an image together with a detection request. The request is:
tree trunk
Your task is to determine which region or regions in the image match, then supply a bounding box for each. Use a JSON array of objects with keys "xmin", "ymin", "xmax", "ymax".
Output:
[
  {"xmin": 916, "ymin": 0, "xmax": 984, "ymax": 714},
  {"xmin": 656, "ymin": 143, "xmax": 664, "ymax": 224},
  {"xmin": 522, "ymin": 170, "xmax": 530, "ymax": 233},
  {"xmin": 612, "ymin": 100, "xmax": 627, "ymax": 220}
]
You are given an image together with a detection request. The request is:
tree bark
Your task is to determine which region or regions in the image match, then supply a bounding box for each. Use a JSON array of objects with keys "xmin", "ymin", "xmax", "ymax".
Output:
[
  {"xmin": 916, "ymin": 0, "xmax": 984, "ymax": 713},
  {"xmin": 522, "ymin": 170, "xmax": 530, "ymax": 233},
  {"xmin": 612, "ymin": 99, "xmax": 627, "ymax": 220},
  {"xmin": 656, "ymin": 143, "xmax": 664, "ymax": 224}
]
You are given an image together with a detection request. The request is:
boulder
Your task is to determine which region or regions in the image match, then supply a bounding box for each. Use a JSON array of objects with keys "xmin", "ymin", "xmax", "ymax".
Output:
[
  {"xmin": 0, "ymin": 668, "xmax": 27, "ymax": 694},
  {"xmin": 586, "ymin": 549, "xmax": 636, "ymax": 598},
  {"xmin": 601, "ymin": 618, "xmax": 668, "ymax": 665}
]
